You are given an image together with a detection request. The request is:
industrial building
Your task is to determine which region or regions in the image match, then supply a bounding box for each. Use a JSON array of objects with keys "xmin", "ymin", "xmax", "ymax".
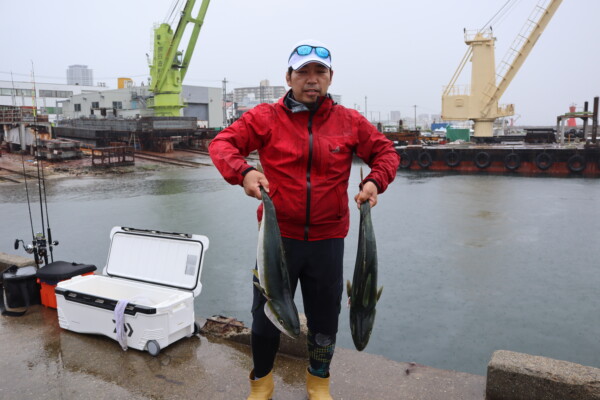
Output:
[
  {"xmin": 1, "ymin": 77, "xmax": 223, "ymax": 153},
  {"xmin": 61, "ymin": 84, "xmax": 223, "ymax": 128}
]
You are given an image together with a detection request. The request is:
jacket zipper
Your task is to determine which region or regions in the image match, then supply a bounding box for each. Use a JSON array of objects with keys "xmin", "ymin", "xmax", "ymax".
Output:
[{"xmin": 304, "ymin": 109, "xmax": 315, "ymax": 241}]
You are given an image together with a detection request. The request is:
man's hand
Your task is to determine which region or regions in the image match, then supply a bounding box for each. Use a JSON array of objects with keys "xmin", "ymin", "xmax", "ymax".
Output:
[
  {"xmin": 243, "ymin": 169, "xmax": 269, "ymax": 199},
  {"xmin": 354, "ymin": 181, "xmax": 378, "ymax": 209}
]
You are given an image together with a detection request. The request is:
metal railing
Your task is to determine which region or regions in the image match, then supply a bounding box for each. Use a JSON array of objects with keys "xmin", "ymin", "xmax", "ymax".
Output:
[{"xmin": 443, "ymin": 84, "xmax": 471, "ymax": 96}]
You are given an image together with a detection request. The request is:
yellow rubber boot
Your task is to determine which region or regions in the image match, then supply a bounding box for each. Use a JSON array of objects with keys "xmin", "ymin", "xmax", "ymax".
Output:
[
  {"xmin": 247, "ymin": 370, "xmax": 274, "ymax": 400},
  {"xmin": 306, "ymin": 369, "xmax": 333, "ymax": 400}
]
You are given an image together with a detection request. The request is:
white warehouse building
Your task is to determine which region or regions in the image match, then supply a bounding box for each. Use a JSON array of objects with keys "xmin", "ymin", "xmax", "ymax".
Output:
[{"xmin": 0, "ymin": 80, "xmax": 110, "ymax": 123}]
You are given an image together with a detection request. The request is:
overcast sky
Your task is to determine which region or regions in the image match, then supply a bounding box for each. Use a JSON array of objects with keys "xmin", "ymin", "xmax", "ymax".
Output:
[{"xmin": 1, "ymin": 0, "xmax": 599, "ymax": 125}]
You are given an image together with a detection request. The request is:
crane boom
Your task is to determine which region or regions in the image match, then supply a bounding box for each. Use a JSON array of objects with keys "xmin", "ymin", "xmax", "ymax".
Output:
[
  {"xmin": 149, "ymin": 0, "xmax": 211, "ymax": 117},
  {"xmin": 442, "ymin": 0, "xmax": 562, "ymax": 137},
  {"xmin": 483, "ymin": 0, "xmax": 563, "ymax": 114},
  {"xmin": 180, "ymin": 0, "xmax": 210, "ymax": 83}
]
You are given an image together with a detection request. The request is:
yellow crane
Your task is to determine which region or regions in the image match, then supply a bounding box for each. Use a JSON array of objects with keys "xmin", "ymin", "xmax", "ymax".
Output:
[{"xmin": 442, "ymin": 0, "xmax": 562, "ymax": 138}]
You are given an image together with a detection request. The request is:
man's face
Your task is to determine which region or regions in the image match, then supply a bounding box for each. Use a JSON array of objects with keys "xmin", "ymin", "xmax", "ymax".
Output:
[{"xmin": 286, "ymin": 62, "xmax": 333, "ymax": 104}]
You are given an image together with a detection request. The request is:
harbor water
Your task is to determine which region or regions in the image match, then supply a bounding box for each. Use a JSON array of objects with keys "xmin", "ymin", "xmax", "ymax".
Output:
[{"xmin": 1, "ymin": 161, "xmax": 599, "ymax": 376}]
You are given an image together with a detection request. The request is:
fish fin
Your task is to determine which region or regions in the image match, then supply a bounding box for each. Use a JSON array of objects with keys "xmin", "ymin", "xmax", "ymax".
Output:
[
  {"xmin": 252, "ymin": 269, "xmax": 259, "ymax": 279},
  {"xmin": 377, "ymin": 286, "xmax": 383, "ymax": 302},
  {"xmin": 253, "ymin": 282, "xmax": 270, "ymax": 300},
  {"xmin": 346, "ymin": 280, "xmax": 352, "ymax": 297}
]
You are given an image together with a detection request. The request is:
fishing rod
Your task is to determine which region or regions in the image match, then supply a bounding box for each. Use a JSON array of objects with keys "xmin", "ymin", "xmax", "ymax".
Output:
[
  {"xmin": 11, "ymin": 71, "xmax": 38, "ymax": 263},
  {"xmin": 13, "ymin": 63, "xmax": 59, "ymax": 266},
  {"xmin": 32, "ymin": 61, "xmax": 58, "ymax": 264}
]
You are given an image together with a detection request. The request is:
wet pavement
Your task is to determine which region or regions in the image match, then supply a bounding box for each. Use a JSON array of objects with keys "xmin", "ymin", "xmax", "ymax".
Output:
[{"xmin": 0, "ymin": 305, "xmax": 486, "ymax": 400}]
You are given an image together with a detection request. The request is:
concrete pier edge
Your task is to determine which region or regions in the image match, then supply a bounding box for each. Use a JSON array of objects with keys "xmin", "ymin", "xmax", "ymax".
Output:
[
  {"xmin": 0, "ymin": 252, "xmax": 36, "ymax": 272},
  {"xmin": 1, "ymin": 252, "xmax": 599, "ymax": 399},
  {"xmin": 486, "ymin": 350, "xmax": 600, "ymax": 400}
]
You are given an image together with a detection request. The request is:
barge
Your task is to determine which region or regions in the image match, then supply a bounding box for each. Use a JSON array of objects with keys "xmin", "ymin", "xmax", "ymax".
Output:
[
  {"xmin": 54, "ymin": 116, "xmax": 198, "ymax": 150},
  {"xmin": 396, "ymin": 143, "xmax": 600, "ymax": 176},
  {"xmin": 398, "ymin": 96, "xmax": 599, "ymax": 177}
]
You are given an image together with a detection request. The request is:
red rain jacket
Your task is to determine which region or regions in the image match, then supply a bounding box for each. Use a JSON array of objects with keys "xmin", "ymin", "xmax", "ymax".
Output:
[{"xmin": 209, "ymin": 93, "xmax": 400, "ymax": 241}]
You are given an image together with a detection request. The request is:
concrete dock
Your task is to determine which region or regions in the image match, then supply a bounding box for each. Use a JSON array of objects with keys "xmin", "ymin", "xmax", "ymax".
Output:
[{"xmin": 0, "ymin": 305, "xmax": 486, "ymax": 400}]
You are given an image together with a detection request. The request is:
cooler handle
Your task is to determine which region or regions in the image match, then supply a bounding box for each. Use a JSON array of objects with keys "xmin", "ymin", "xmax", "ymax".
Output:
[{"xmin": 55, "ymin": 288, "xmax": 156, "ymax": 315}]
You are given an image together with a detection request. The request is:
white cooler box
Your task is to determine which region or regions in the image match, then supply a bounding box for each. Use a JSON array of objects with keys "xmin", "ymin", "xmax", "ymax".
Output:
[{"xmin": 55, "ymin": 227, "xmax": 209, "ymax": 356}]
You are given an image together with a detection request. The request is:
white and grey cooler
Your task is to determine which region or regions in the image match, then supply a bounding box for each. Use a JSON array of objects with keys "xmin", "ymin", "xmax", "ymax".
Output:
[{"xmin": 55, "ymin": 227, "xmax": 209, "ymax": 356}]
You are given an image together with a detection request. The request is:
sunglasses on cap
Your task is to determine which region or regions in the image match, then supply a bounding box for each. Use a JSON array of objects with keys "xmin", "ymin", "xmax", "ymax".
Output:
[{"xmin": 289, "ymin": 45, "xmax": 331, "ymax": 61}]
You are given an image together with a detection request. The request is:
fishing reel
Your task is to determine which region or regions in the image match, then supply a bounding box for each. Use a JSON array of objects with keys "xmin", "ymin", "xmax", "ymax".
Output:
[
  {"xmin": 14, "ymin": 239, "xmax": 34, "ymax": 254},
  {"xmin": 14, "ymin": 232, "xmax": 59, "ymax": 265}
]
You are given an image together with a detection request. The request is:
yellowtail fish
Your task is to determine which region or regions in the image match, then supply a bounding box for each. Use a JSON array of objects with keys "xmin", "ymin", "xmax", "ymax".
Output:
[
  {"xmin": 347, "ymin": 199, "xmax": 383, "ymax": 351},
  {"xmin": 254, "ymin": 186, "xmax": 300, "ymax": 338}
]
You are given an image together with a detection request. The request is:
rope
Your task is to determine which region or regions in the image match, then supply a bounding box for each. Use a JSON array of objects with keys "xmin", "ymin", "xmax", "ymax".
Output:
[
  {"xmin": 480, "ymin": 0, "xmax": 523, "ymax": 32},
  {"xmin": 165, "ymin": 0, "xmax": 183, "ymax": 26}
]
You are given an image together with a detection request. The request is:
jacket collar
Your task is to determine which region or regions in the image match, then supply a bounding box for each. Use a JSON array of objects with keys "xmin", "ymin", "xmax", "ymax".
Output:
[{"xmin": 280, "ymin": 90, "xmax": 334, "ymax": 114}]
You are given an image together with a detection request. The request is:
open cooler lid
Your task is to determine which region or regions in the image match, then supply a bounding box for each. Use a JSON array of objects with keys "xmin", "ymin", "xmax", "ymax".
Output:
[{"xmin": 104, "ymin": 227, "xmax": 209, "ymax": 297}]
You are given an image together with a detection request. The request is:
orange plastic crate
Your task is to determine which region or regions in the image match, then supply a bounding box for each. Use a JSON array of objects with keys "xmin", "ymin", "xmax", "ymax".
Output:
[{"xmin": 38, "ymin": 272, "xmax": 94, "ymax": 309}]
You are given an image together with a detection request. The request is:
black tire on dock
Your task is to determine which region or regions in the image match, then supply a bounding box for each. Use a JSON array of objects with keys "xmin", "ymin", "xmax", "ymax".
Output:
[
  {"xmin": 504, "ymin": 152, "xmax": 521, "ymax": 171},
  {"xmin": 417, "ymin": 152, "xmax": 432, "ymax": 169},
  {"xmin": 444, "ymin": 150, "xmax": 461, "ymax": 167},
  {"xmin": 399, "ymin": 151, "xmax": 412, "ymax": 169},
  {"xmin": 474, "ymin": 151, "xmax": 491, "ymax": 169},
  {"xmin": 535, "ymin": 152, "xmax": 553, "ymax": 170},
  {"xmin": 567, "ymin": 154, "xmax": 586, "ymax": 173}
]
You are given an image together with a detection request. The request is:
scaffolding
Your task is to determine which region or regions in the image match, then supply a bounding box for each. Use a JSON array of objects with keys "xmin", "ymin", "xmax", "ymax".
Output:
[{"xmin": 0, "ymin": 106, "xmax": 49, "ymax": 124}]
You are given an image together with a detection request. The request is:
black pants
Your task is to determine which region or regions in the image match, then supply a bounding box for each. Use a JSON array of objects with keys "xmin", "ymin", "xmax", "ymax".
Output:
[{"xmin": 251, "ymin": 237, "xmax": 344, "ymax": 376}]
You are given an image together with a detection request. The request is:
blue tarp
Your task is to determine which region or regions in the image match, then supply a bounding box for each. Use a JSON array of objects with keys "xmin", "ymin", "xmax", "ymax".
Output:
[{"xmin": 431, "ymin": 123, "xmax": 450, "ymax": 131}]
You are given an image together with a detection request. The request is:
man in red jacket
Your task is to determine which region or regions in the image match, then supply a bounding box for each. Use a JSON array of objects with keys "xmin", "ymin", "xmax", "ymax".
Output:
[{"xmin": 209, "ymin": 39, "xmax": 399, "ymax": 400}]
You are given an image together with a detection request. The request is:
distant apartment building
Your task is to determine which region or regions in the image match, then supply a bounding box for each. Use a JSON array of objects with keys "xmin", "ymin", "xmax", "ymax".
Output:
[
  {"xmin": 430, "ymin": 114, "xmax": 443, "ymax": 123},
  {"xmin": 234, "ymin": 80, "xmax": 286, "ymax": 104},
  {"xmin": 67, "ymin": 65, "xmax": 94, "ymax": 86},
  {"xmin": 418, "ymin": 113, "xmax": 431, "ymax": 127}
]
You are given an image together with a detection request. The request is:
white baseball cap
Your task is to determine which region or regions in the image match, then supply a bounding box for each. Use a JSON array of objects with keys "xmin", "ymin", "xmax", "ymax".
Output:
[{"xmin": 287, "ymin": 39, "xmax": 332, "ymax": 70}]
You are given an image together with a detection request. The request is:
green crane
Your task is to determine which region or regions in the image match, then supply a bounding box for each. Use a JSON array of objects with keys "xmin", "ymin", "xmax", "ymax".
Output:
[{"xmin": 149, "ymin": 0, "xmax": 211, "ymax": 117}]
